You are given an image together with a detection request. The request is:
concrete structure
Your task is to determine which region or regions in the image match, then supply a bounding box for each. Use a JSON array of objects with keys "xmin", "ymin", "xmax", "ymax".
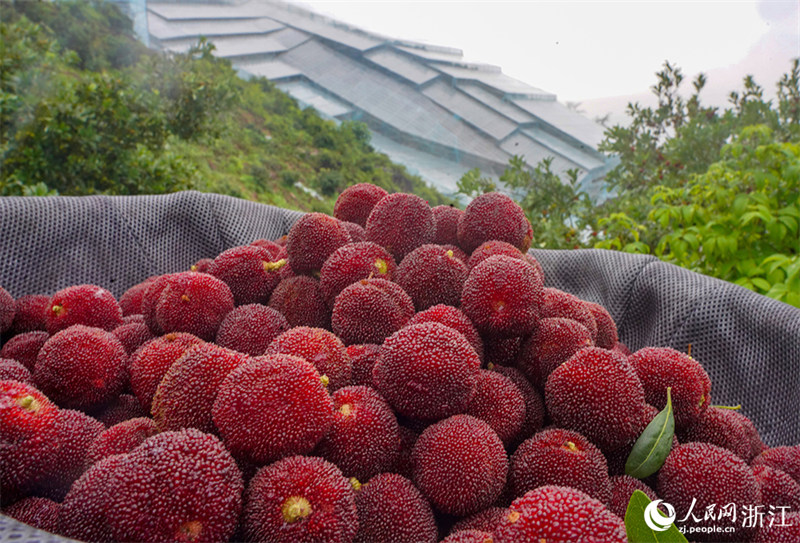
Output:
[{"xmin": 132, "ymin": 1, "xmax": 614, "ymax": 198}]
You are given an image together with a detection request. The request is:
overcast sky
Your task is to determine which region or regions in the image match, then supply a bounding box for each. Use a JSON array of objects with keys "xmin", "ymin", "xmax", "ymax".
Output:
[{"xmin": 297, "ymin": 1, "xmax": 799, "ymax": 120}]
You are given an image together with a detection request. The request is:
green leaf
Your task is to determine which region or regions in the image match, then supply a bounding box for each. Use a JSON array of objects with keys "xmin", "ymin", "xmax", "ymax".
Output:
[
  {"xmin": 625, "ymin": 490, "xmax": 689, "ymax": 543},
  {"xmin": 625, "ymin": 388, "xmax": 675, "ymax": 478},
  {"xmin": 751, "ymin": 277, "xmax": 772, "ymax": 291}
]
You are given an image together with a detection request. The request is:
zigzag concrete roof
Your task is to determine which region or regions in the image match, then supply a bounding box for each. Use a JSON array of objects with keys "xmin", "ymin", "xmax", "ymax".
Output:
[{"xmin": 145, "ymin": 0, "xmax": 612, "ymax": 197}]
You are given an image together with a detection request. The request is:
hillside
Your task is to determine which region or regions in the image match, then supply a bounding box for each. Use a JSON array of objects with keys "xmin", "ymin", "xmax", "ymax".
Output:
[{"xmin": 0, "ymin": 0, "xmax": 452, "ymax": 213}]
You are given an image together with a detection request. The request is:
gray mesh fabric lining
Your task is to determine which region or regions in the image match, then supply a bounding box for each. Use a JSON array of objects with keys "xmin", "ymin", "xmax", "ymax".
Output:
[{"xmin": 1, "ymin": 191, "xmax": 798, "ymax": 542}]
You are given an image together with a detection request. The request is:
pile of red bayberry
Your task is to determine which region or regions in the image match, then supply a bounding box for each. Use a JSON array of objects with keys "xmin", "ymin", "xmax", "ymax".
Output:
[{"xmin": 1, "ymin": 184, "xmax": 798, "ymax": 543}]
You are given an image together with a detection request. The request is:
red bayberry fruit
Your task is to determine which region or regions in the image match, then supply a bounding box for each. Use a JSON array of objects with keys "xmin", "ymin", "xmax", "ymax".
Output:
[
  {"xmin": 341, "ymin": 220, "xmax": 366, "ymax": 242},
  {"xmin": 413, "ymin": 414, "xmax": 508, "ymax": 516},
  {"xmin": 451, "ymin": 506, "xmax": 509, "ymax": 534},
  {"xmin": 0, "ymin": 286, "xmax": 16, "ymax": 335},
  {"xmin": 347, "ymin": 343, "xmax": 381, "ymax": 387},
  {"xmin": 753, "ymin": 512, "xmax": 800, "ymax": 543},
  {"xmin": 152, "ymin": 272, "xmax": 235, "ymax": 341},
  {"xmin": 111, "ymin": 320, "xmax": 156, "ymax": 355},
  {"xmin": 58, "ymin": 454, "xmax": 125, "ymax": 542},
  {"xmin": 266, "ymin": 326, "xmax": 352, "ymax": 390},
  {"xmin": 373, "ymin": 322, "xmax": 480, "ymax": 421},
  {"xmin": 212, "ymin": 354, "xmax": 335, "ymax": 464},
  {"xmin": 442, "ymin": 530, "xmax": 495, "ymax": 543},
  {"xmin": 658, "ymin": 442, "xmax": 761, "ymax": 541},
  {"xmin": 151, "ymin": 343, "xmax": 249, "ymax": 432},
  {"xmin": 752, "ymin": 445, "xmax": 800, "ymax": 484},
  {"xmin": 244, "ymin": 455, "xmax": 357, "ymax": 543},
  {"xmin": 0, "ymin": 358, "xmax": 31, "ymax": 384},
  {"xmin": 517, "ymin": 317, "xmax": 593, "ymax": 390},
  {"xmin": 493, "ymin": 486, "xmax": 626, "ymax": 542},
  {"xmin": 510, "ymin": 428, "xmax": 611, "ymax": 504},
  {"xmin": 334, "ymin": 183, "xmax": 389, "ymax": 227},
  {"xmin": 585, "ymin": 301, "xmax": 618, "ymax": 349},
  {"xmin": 395, "ymin": 244, "xmax": 468, "ymax": 311},
  {"xmin": 215, "ymin": 304, "xmax": 289, "ymax": 356},
  {"xmin": 268, "ymin": 275, "xmax": 331, "ymax": 329},
  {"xmin": 539, "ymin": 288, "xmax": 598, "ymax": 341},
  {"xmin": 484, "ymin": 336, "xmax": 523, "ymax": 367},
  {"xmin": 406, "ymin": 304, "xmax": 484, "ymax": 362},
  {"xmin": 431, "ymin": 205, "xmax": 463, "ymax": 246},
  {"xmin": 365, "ymin": 192, "xmax": 435, "ymax": 261},
  {"xmin": 209, "ymin": 244, "xmax": 287, "ymax": 305},
  {"xmin": 34, "ymin": 325, "xmax": 127, "ymax": 411},
  {"xmin": 332, "ymin": 278, "xmax": 414, "ymax": 346},
  {"xmin": 545, "ymin": 347, "xmax": 649, "ymax": 451},
  {"xmin": 45, "ymin": 284, "xmax": 123, "ymax": 334},
  {"xmin": 490, "ymin": 365, "xmax": 545, "ymax": 444},
  {"xmin": 107, "ymin": 429, "xmax": 243, "ymax": 543},
  {"xmin": 86, "ymin": 417, "xmax": 159, "ymax": 467},
  {"xmin": 2, "ymin": 497, "xmax": 60, "ymax": 534},
  {"xmin": 129, "ymin": 332, "xmax": 204, "ymax": 413},
  {"xmin": 320, "ymin": 241, "xmax": 397, "ymax": 308},
  {"xmin": 287, "ymin": 213, "xmax": 352, "ymax": 275},
  {"xmin": 752, "ymin": 464, "xmax": 800, "ymax": 510},
  {"xmin": 465, "ymin": 369, "xmax": 526, "ymax": 446},
  {"xmin": 28, "ymin": 409, "xmax": 105, "ymax": 500},
  {"xmin": 0, "ymin": 380, "xmax": 61, "ymax": 496},
  {"xmin": 628, "ymin": 346, "xmax": 712, "ymax": 429},
  {"xmin": 461, "ymin": 255, "xmax": 543, "ymax": 339},
  {"xmin": 0, "ymin": 330, "xmax": 49, "ymax": 371},
  {"xmin": 119, "ymin": 279, "xmax": 155, "ymax": 317},
  {"xmin": 9, "ymin": 294, "xmax": 49, "ymax": 334},
  {"xmin": 678, "ymin": 406, "xmax": 752, "ymax": 460},
  {"xmin": 354, "ymin": 472, "xmax": 437, "ymax": 543},
  {"xmin": 457, "ymin": 192, "xmax": 530, "ymax": 253},
  {"xmin": 315, "ymin": 385, "xmax": 400, "ymax": 481},
  {"xmin": 466, "ymin": 240, "xmax": 524, "ymax": 270},
  {"xmin": 608, "ymin": 475, "xmax": 658, "ymax": 520},
  {"xmin": 95, "ymin": 393, "xmax": 147, "ymax": 427}
]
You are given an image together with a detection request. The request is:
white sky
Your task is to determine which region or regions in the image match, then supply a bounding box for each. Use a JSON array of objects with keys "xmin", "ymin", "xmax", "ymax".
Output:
[{"xmin": 298, "ymin": 0, "xmax": 799, "ymax": 117}]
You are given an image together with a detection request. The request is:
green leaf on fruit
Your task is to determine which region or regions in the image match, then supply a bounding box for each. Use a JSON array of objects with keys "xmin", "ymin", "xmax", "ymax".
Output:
[
  {"xmin": 624, "ymin": 490, "xmax": 689, "ymax": 543},
  {"xmin": 625, "ymin": 387, "xmax": 675, "ymax": 478}
]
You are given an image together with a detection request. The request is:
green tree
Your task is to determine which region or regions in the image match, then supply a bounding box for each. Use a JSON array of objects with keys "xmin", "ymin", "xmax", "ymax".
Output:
[
  {"xmin": 594, "ymin": 60, "xmax": 800, "ymax": 307},
  {"xmin": 648, "ymin": 126, "xmax": 799, "ymax": 306}
]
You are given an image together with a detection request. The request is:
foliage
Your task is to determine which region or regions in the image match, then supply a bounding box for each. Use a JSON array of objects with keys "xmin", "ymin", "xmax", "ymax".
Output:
[
  {"xmin": 648, "ymin": 126, "xmax": 800, "ymax": 306},
  {"xmin": 138, "ymin": 39, "xmax": 240, "ymax": 141},
  {"xmin": 8, "ymin": 0, "xmax": 147, "ymax": 71},
  {"xmin": 1, "ymin": 0, "xmax": 451, "ymax": 209},
  {"xmin": 593, "ymin": 59, "xmax": 800, "ymax": 306}
]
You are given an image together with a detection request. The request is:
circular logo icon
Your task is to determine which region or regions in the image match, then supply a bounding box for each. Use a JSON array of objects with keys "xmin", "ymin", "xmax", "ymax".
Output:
[{"xmin": 644, "ymin": 500, "xmax": 676, "ymax": 532}]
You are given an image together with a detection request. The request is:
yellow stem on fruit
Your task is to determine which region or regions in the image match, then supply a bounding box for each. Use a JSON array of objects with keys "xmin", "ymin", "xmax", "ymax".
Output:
[
  {"xmin": 281, "ymin": 496, "xmax": 312, "ymax": 524},
  {"xmin": 687, "ymin": 343, "xmax": 692, "ymax": 359},
  {"xmin": 374, "ymin": 258, "xmax": 388, "ymax": 275},
  {"xmin": 190, "ymin": 265, "xmax": 198, "ymax": 272},
  {"xmin": 320, "ymin": 375, "xmax": 330, "ymax": 388},
  {"xmin": 17, "ymin": 395, "xmax": 39, "ymax": 413},
  {"xmin": 564, "ymin": 441, "xmax": 579, "ymax": 452},
  {"xmin": 181, "ymin": 295, "xmax": 190, "ymax": 302},
  {"xmin": 51, "ymin": 304, "xmax": 63, "ymax": 316},
  {"xmin": 713, "ymin": 404, "xmax": 742, "ymax": 410},
  {"xmin": 507, "ymin": 510, "xmax": 520, "ymax": 524},
  {"xmin": 487, "ymin": 362, "xmax": 495, "ymax": 371},
  {"xmin": 446, "ymin": 250, "xmax": 454, "ymax": 259},
  {"xmin": 263, "ymin": 258, "xmax": 287, "ymax": 273},
  {"xmin": 339, "ymin": 403, "xmax": 353, "ymax": 417},
  {"xmin": 350, "ymin": 477, "xmax": 361, "ymax": 491}
]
